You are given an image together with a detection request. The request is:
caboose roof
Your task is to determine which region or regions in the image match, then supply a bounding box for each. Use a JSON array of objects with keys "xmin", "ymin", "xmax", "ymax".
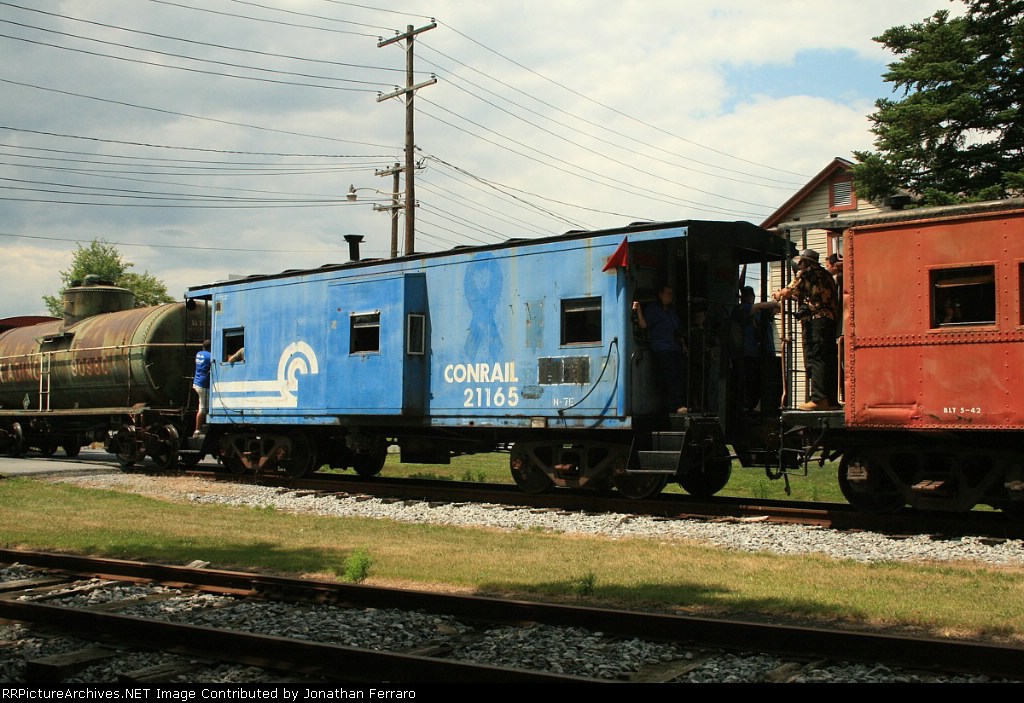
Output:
[{"xmin": 187, "ymin": 218, "xmax": 791, "ymax": 295}]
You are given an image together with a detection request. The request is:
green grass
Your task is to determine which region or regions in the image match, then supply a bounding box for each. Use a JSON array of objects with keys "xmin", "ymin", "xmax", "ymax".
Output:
[
  {"xmin": 0, "ymin": 477, "xmax": 1021, "ymax": 644},
  {"xmin": 379, "ymin": 450, "xmax": 846, "ymax": 503}
]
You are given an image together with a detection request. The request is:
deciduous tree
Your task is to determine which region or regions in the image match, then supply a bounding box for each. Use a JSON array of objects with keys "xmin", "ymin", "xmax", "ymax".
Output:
[{"xmin": 43, "ymin": 240, "xmax": 175, "ymax": 316}]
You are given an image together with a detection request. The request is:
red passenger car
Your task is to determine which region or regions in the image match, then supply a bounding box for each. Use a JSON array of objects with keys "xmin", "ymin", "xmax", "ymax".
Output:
[{"xmin": 779, "ymin": 199, "xmax": 1024, "ymax": 515}]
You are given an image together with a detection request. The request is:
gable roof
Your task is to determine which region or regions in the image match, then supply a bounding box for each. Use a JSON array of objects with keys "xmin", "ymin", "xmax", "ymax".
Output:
[{"xmin": 760, "ymin": 157, "xmax": 854, "ymax": 230}]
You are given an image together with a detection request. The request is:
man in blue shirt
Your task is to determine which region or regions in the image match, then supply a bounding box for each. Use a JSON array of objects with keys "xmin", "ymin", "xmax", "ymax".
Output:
[
  {"xmin": 633, "ymin": 285, "xmax": 688, "ymax": 414},
  {"xmin": 193, "ymin": 339, "xmax": 212, "ymax": 435}
]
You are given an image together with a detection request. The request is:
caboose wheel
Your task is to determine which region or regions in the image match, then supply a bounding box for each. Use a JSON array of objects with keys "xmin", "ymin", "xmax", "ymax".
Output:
[
  {"xmin": 282, "ymin": 432, "xmax": 317, "ymax": 478},
  {"xmin": 609, "ymin": 453, "xmax": 667, "ymax": 499},
  {"xmin": 62, "ymin": 444, "xmax": 81, "ymax": 458},
  {"xmin": 223, "ymin": 455, "xmax": 247, "ymax": 474},
  {"xmin": 611, "ymin": 471, "xmax": 667, "ymax": 499},
  {"xmin": 997, "ymin": 502, "xmax": 1024, "ymax": 521},
  {"xmin": 838, "ymin": 451, "xmax": 905, "ymax": 513},
  {"xmin": 148, "ymin": 424, "xmax": 180, "ymax": 470},
  {"xmin": 679, "ymin": 445, "xmax": 733, "ymax": 498},
  {"xmin": 510, "ymin": 448, "xmax": 554, "ymax": 494},
  {"xmin": 38, "ymin": 441, "xmax": 58, "ymax": 457},
  {"xmin": 352, "ymin": 450, "xmax": 386, "ymax": 477}
]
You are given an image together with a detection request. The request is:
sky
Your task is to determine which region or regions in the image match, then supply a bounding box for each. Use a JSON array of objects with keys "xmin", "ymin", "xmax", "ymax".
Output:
[{"xmin": 0, "ymin": 0, "xmax": 957, "ymax": 319}]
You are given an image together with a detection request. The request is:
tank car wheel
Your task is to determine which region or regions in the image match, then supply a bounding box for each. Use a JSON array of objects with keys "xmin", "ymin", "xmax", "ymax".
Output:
[
  {"xmin": 179, "ymin": 452, "xmax": 205, "ymax": 469},
  {"xmin": 62, "ymin": 443, "xmax": 81, "ymax": 458},
  {"xmin": 6, "ymin": 423, "xmax": 25, "ymax": 457},
  {"xmin": 510, "ymin": 447, "xmax": 554, "ymax": 494},
  {"xmin": 282, "ymin": 432, "xmax": 317, "ymax": 479},
  {"xmin": 679, "ymin": 445, "xmax": 733, "ymax": 498},
  {"xmin": 113, "ymin": 425, "xmax": 143, "ymax": 468},
  {"xmin": 148, "ymin": 424, "xmax": 180, "ymax": 470},
  {"xmin": 838, "ymin": 452, "xmax": 905, "ymax": 513}
]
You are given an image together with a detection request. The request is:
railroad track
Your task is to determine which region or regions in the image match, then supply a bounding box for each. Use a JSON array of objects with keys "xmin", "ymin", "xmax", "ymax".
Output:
[
  {"xmin": 181, "ymin": 468, "xmax": 1024, "ymax": 540},
  {"xmin": 1, "ymin": 549, "xmax": 1021, "ymax": 684}
]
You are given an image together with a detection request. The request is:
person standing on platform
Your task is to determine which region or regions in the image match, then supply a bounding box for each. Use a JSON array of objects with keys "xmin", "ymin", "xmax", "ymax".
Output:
[{"xmin": 633, "ymin": 285, "xmax": 688, "ymax": 414}]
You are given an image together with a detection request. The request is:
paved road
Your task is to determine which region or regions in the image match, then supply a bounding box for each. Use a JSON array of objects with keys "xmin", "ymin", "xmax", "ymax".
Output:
[{"xmin": 0, "ymin": 448, "xmax": 216, "ymax": 475}]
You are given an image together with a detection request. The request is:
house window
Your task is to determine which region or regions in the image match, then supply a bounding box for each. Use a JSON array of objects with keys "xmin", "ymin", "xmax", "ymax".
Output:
[
  {"xmin": 350, "ymin": 312, "xmax": 380, "ymax": 353},
  {"xmin": 829, "ymin": 177, "xmax": 857, "ymax": 213},
  {"xmin": 222, "ymin": 328, "xmax": 244, "ymax": 362},
  {"xmin": 930, "ymin": 266, "xmax": 995, "ymax": 328},
  {"xmin": 561, "ymin": 297, "xmax": 601, "ymax": 345},
  {"xmin": 828, "ymin": 231, "xmax": 844, "ymax": 260}
]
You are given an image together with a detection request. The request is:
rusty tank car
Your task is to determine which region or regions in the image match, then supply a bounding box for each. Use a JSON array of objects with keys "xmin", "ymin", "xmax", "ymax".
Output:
[{"xmin": 0, "ymin": 277, "xmax": 209, "ymax": 467}]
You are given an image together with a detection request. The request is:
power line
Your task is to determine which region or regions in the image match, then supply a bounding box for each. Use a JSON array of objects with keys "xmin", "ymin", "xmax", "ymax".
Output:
[
  {"xmin": 144, "ymin": 0, "xmax": 381, "ymax": 38},
  {"xmin": 0, "ymin": 21, "xmax": 391, "ymax": 90},
  {"xmin": 0, "ymin": 79, "xmax": 398, "ymax": 150},
  {"xmin": 426, "ymin": 56, "xmax": 803, "ymax": 191},
  {"xmin": 0, "ymin": 230, "xmax": 352, "ymax": 253},
  {"xmin": 0, "ymin": 2, "xmax": 410, "ymax": 75},
  {"xmin": 434, "ymin": 19, "xmax": 810, "ymax": 179},
  {"xmin": 418, "ymin": 104, "xmax": 769, "ymax": 219},
  {"xmin": 0, "ymin": 126, "xmax": 393, "ymax": 159}
]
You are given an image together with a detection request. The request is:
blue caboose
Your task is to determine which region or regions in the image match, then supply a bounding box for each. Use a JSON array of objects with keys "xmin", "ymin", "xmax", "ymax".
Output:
[{"xmin": 185, "ymin": 219, "xmax": 790, "ymax": 498}]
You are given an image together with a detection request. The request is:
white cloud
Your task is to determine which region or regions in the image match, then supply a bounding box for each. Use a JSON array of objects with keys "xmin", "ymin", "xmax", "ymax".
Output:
[{"xmin": 0, "ymin": 0, "xmax": 948, "ymax": 319}]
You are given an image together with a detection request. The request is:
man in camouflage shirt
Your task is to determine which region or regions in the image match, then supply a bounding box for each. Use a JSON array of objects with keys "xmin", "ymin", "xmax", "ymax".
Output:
[{"xmin": 772, "ymin": 249, "xmax": 839, "ymax": 410}]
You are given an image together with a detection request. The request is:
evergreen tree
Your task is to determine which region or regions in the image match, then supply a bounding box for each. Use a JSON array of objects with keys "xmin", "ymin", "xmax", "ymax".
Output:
[
  {"xmin": 853, "ymin": 1, "xmax": 1024, "ymax": 204},
  {"xmin": 43, "ymin": 240, "xmax": 175, "ymax": 316}
]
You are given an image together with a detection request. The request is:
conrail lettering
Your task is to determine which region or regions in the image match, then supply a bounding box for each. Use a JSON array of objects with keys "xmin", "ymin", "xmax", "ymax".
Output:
[{"xmin": 443, "ymin": 361, "xmax": 519, "ymax": 384}]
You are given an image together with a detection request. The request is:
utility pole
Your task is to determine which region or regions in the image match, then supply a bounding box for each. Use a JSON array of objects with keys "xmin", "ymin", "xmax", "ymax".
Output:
[
  {"xmin": 374, "ymin": 162, "xmax": 403, "ymax": 259},
  {"xmin": 377, "ymin": 22, "xmax": 436, "ymax": 256}
]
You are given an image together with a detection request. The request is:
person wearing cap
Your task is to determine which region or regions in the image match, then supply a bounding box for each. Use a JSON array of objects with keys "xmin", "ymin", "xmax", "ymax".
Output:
[{"xmin": 772, "ymin": 250, "xmax": 839, "ymax": 410}]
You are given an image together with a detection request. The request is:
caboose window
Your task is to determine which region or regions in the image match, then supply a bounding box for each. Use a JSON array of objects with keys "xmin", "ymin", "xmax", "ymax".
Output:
[
  {"xmin": 350, "ymin": 312, "xmax": 380, "ymax": 353},
  {"xmin": 561, "ymin": 297, "xmax": 602, "ymax": 345},
  {"xmin": 406, "ymin": 313, "xmax": 425, "ymax": 355},
  {"xmin": 930, "ymin": 266, "xmax": 996, "ymax": 328},
  {"xmin": 222, "ymin": 328, "xmax": 244, "ymax": 362}
]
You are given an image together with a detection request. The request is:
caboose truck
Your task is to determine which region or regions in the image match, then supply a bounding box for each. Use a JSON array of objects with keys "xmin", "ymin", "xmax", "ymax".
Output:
[
  {"xmin": 777, "ymin": 199, "xmax": 1024, "ymax": 516},
  {"xmin": 0, "ymin": 277, "xmax": 210, "ymax": 465},
  {"xmin": 184, "ymin": 219, "xmax": 792, "ymax": 498}
]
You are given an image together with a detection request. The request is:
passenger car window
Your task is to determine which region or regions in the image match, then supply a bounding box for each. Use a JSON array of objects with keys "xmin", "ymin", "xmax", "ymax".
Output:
[{"xmin": 930, "ymin": 266, "xmax": 995, "ymax": 328}]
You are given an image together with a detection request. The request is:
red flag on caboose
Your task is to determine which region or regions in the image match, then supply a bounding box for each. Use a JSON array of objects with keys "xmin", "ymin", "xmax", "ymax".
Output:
[{"xmin": 602, "ymin": 237, "xmax": 628, "ymax": 272}]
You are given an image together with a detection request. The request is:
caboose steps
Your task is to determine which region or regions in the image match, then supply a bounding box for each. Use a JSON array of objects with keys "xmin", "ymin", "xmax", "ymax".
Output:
[
  {"xmin": 634, "ymin": 430, "xmax": 686, "ymax": 473},
  {"xmin": 635, "ymin": 451, "xmax": 680, "ymax": 472}
]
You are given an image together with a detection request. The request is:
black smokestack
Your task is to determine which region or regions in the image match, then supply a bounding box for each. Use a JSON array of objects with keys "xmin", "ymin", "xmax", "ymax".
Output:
[{"xmin": 344, "ymin": 234, "xmax": 364, "ymax": 262}]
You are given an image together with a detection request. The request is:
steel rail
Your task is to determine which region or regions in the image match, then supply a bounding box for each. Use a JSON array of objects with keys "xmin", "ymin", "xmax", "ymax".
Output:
[{"xmin": 2, "ymin": 548, "xmax": 1022, "ymax": 680}]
